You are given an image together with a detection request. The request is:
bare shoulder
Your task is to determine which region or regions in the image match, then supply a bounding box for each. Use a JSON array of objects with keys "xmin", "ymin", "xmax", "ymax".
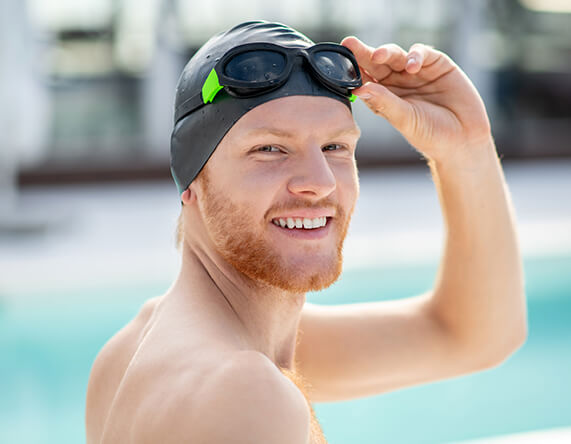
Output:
[
  {"xmin": 134, "ymin": 351, "xmax": 312, "ymax": 444},
  {"xmin": 86, "ymin": 296, "xmax": 161, "ymax": 441},
  {"xmin": 87, "ymin": 295, "xmax": 160, "ymax": 385}
]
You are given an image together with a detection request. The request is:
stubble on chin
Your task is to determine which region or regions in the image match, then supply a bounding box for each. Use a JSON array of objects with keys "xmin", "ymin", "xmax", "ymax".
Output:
[{"xmin": 198, "ymin": 169, "xmax": 353, "ymax": 294}]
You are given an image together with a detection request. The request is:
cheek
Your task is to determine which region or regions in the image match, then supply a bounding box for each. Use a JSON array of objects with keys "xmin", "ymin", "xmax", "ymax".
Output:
[
  {"xmin": 219, "ymin": 167, "xmax": 286, "ymax": 219},
  {"xmin": 332, "ymin": 160, "xmax": 359, "ymax": 201},
  {"xmin": 234, "ymin": 163, "xmax": 287, "ymax": 195}
]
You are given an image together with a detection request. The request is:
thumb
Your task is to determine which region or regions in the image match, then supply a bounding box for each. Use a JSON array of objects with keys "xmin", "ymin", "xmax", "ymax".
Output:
[{"xmin": 354, "ymin": 82, "xmax": 412, "ymax": 133}]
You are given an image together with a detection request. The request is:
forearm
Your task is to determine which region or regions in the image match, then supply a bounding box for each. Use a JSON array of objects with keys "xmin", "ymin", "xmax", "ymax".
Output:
[{"xmin": 426, "ymin": 139, "xmax": 528, "ymax": 361}]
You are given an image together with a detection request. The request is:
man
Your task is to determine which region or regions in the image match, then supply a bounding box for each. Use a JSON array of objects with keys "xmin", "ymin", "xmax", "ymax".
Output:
[{"xmin": 86, "ymin": 21, "xmax": 527, "ymax": 443}]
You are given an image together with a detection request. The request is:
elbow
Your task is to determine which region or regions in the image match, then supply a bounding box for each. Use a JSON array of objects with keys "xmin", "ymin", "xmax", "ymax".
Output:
[
  {"xmin": 477, "ymin": 325, "xmax": 528, "ymax": 370},
  {"xmin": 479, "ymin": 288, "xmax": 529, "ymax": 369},
  {"xmin": 506, "ymin": 324, "xmax": 529, "ymax": 358},
  {"xmin": 494, "ymin": 295, "xmax": 530, "ymax": 366}
]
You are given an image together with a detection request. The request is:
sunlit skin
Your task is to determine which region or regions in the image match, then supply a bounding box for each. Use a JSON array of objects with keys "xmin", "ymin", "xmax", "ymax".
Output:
[
  {"xmin": 86, "ymin": 39, "xmax": 526, "ymax": 444},
  {"xmin": 342, "ymin": 38, "xmax": 491, "ymax": 155},
  {"xmin": 178, "ymin": 95, "xmax": 360, "ymax": 365}
]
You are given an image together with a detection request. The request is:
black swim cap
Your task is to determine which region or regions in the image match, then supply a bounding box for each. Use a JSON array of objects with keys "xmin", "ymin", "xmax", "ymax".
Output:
[{"xmin": 170, "ymin": 20, "xmax": 354, "ymax": 195}]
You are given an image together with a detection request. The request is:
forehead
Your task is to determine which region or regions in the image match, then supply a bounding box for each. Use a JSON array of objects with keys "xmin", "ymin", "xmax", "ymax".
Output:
[{"xmin": 227, "ymin": 95, "xmax": 358, "ymax": 138}]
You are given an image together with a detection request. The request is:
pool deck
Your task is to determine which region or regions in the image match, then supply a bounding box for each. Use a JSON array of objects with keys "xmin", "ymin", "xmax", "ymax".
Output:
[{"xmin": 0, "ymin": 158, "xmax": 570, "ymax": 296}]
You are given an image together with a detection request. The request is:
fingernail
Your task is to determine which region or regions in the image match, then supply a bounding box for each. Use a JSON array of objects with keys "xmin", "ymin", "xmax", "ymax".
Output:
[
  {"xmin": 407, "ymin": 57, "xmax": 416, "ymax": 66},
  {"xmin": 357, "ymin": 92, "xmax": 372, "ymax": 99}
]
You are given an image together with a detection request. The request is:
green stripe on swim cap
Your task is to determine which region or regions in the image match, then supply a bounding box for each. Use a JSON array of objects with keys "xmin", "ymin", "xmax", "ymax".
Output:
[
  {"xmin": 349, "ymin": 93, "xmax": 357, "ymax": 102},
  {"xmin": 202, "ymin": 69, "xmax": 224, "ymax": 103}
]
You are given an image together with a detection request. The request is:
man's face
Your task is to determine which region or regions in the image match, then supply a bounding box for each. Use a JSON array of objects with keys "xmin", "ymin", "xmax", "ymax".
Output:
[{"xmin": 193, "ymin": 95, "xmax": 360, "ymax": 294}]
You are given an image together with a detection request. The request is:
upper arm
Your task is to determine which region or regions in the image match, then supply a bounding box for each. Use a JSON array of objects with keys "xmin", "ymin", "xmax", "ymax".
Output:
[
  {"xmin": 294, "ymin": 294, "xmax": 492, "ymax": 403},
  {"xmin": 186, "ymin": 352, "xmax": 311, "ymax": 444}
]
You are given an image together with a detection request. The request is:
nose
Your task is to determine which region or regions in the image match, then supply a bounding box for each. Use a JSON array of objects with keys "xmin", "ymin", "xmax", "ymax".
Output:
[{"xmin": 287, "ymin": 147, "xmax": 336, "ymax": 200}]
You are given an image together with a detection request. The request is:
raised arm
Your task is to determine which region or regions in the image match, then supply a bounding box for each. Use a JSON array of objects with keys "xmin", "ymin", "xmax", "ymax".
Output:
[
  {"xmin": 424, "ymin": 133, "xmax": 527, "ymax": 355},
  {"xmin": 293, "ymin": 38, "xmax": 527, "ymax": 403},
  {"xmin": 343, "ymin": 37, "xmax": 528, "ymax": 355}
]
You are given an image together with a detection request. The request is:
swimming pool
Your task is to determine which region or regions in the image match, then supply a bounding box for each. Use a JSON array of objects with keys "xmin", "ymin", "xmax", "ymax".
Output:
[{"xmin": 1, "ymin": 254, "xmax": 570, "ymax": 443}]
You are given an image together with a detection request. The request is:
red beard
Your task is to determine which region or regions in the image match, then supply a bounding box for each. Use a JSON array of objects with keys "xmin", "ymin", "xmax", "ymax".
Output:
[{"xmin": 198, "ymin": 168, "xmax": 353, "ymax": 294}]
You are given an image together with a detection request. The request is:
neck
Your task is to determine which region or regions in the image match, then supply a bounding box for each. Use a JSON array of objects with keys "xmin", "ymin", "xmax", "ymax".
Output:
[{"xmin": 170, "ymin": 241, "xmax": 306, "ymax": 369}]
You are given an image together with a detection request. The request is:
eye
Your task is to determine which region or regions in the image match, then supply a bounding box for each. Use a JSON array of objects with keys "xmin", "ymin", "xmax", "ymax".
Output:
[
  {"xmin": 322, "ymin": 143, "xmax": 344, "ymax": 152},
  {"xmin": 257, "ymin": 145, "xmax": 282, "ymax": 153}
]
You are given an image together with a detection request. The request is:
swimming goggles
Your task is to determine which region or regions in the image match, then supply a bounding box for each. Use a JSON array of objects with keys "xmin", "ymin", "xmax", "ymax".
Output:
[{"xmin": 174, "ymin": 42, "xmax": 362, "ymax": 123}]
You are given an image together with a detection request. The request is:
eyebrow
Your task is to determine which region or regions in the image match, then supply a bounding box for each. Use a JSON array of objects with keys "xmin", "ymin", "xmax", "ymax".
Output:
[{"xmin": 245, "ymin": 125, "xmax": 361, "ymax": 140}]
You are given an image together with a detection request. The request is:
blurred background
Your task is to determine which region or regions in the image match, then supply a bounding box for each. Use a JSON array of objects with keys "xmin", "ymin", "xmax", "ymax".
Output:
[{"xmin": 0, "ymin": 0, "xmax": 570, "ymax": 443}]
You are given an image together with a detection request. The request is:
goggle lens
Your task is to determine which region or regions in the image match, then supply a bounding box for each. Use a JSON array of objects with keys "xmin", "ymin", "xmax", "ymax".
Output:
[
  {"xmin": 313, "ymin": 50, "xmax": 358, "ymax": 83},
  {"xmin": 224, "ymin": 50, "xmax": 287, "ymax": 83}
]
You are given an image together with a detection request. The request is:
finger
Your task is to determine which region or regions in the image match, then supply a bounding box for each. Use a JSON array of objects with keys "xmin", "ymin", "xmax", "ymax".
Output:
[
  {"xmin": 375, "ymin": 47, "xmax": 457, "ymax": 89},
  {"xmin": 405, "ymin": 43, "xmax": 430, "ymax": 73},
  {"xmin": 359, "ymin": 67, "xmax": 377, "ymax": 84},
  {"xmin": 382, "ymin": 84, "xmax": 446, "ymax": 100},
  {"xmin": 341, "ymin": 36, "xmax": 383, "ymax": 79},
  {"xmin": 374, "ymin": 62, "xmax": 453, "ymax": 90},
  {"xmin": 343, "ymin": 37, "xmax": 410, "ymax": 82},
  {"xmin": 353, "ymin": 82, "xmax": 412, "ymax": 133},
  {"xmin": 406, "ymin": 44, "xmax": 454, "ymax": 76},
  {"xmin": 341, "ymin": 37, "xmax": 399, "ymax": 81},
  {"xmin": 371, "ymin": 44, "xmax": 408, "ymax": 73}
]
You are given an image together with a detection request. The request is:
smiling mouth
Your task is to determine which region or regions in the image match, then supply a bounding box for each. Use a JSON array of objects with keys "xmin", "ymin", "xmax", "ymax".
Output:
[{"xmin": 271, "ymin": 217, "xmax": 330, "ymax": 230}]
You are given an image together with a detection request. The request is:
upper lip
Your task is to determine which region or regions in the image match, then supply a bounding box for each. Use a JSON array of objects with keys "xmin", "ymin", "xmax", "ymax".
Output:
[{"xmin": 270, "ymin": 209, "xmax": 335, "ymax": 220}]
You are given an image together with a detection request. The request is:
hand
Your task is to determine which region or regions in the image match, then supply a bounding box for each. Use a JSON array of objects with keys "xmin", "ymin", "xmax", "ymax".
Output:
[{"xmin": 342, "ymin": 37, "xmax": 493, "ymax": 163}]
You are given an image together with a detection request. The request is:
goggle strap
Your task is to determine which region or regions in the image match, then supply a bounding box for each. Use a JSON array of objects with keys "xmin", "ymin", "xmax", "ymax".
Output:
[
  {"xmin": 176, "ymin": 60, "xmax": 357, "ymax": 123},
  {"xmin": 174, "ymin": 92, "xmax": 205, "ymax": 123},
  {"xmin": 202, "ymin": 69, "xmax": 224, "ymax": 104},
  {"xmin": 174, "ymin": 69, "xmax": 224, "ymax": 122}
]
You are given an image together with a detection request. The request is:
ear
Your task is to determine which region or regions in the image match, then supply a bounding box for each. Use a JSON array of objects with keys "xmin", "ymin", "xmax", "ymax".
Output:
[{"xmin": 180, "ymin": 186, "xmax": 197, "ymax": 205}]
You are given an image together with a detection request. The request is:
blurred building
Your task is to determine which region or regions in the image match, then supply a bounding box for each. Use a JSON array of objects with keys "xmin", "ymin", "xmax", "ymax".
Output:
[{"xmin": 0, "ymin": 0, "xmax": 570, "ymax": 190}]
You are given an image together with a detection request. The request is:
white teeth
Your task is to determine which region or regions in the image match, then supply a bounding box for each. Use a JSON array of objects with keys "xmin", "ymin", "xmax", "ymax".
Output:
[{"xmin": 273, "ymin": 216, "xmax": 329, "ymax": 230}]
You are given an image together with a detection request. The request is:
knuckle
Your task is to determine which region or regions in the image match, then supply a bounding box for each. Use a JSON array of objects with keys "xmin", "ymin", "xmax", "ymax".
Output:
[
  {"xmin": 383, "ymin": 43, "xmax": 405, "ymax": 55},
  {"xmin": 435, "ymin": 50, "xmax": 455, "ymax": 67},
  {"xmin": 369, "ymin": 100, "xmax": 387, "ymax": 116},
  {"xmin": 373, "ymin": 103, "xmax": 386, "ymax": 114}
]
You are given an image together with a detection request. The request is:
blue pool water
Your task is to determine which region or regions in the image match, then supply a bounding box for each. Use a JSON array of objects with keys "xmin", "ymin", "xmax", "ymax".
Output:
[{"xmin": 1, "ymin": 255, "xmax": 570, "ymax": 443}]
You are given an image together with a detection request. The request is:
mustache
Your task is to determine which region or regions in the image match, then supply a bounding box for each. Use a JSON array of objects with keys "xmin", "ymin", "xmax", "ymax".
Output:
[{"xmin": 265, "ymin": 196, "xmax": 341, "ymax": 219}]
